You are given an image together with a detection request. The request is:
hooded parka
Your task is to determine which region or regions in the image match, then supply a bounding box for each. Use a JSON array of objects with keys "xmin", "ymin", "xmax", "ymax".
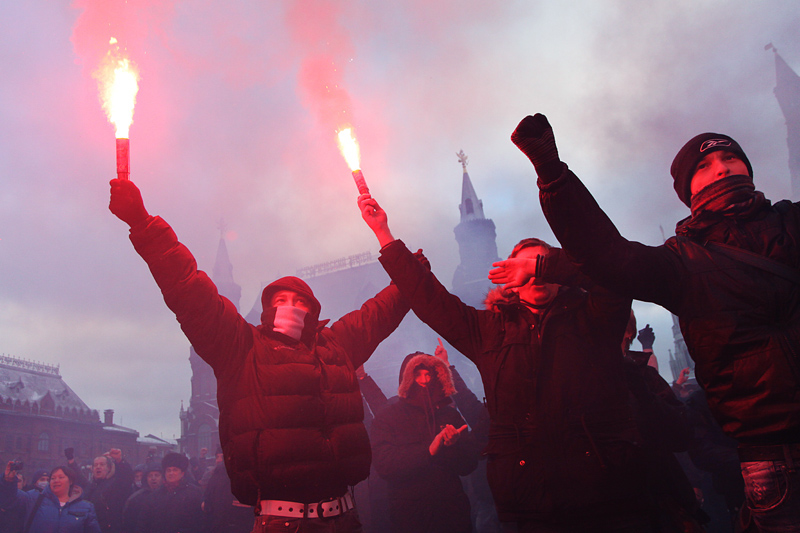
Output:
[
  {"xmin": 378, "ymin": 240, "xmax": 648, "ymax": 525},
  {"xmin": 370, "ymin": 353, "xmax": 478, "ymax": 533}
]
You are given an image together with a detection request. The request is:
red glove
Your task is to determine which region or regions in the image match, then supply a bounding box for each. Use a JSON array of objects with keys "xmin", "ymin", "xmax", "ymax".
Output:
[{"xmin": 109, "ymin": 179, "xmax": 150, "ymax": 227}]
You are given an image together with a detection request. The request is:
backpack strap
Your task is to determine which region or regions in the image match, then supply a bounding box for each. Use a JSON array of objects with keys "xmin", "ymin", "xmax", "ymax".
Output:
[
  {"xmin": 704, "ymin": 241, "xmax": 800, "ymax": 286},
  {"xmin": 22, "ymin": 492, "xmax": 46, "ymax": 533}
]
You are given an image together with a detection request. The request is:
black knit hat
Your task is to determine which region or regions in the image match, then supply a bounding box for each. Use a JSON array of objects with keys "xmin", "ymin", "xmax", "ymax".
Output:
[
  {"xmin": 161, "ymin": 452, "xmax": 189, "ymax": 472},
  {"xmin": 671, "ymin": 132, "xmax": 752, "ymax": 207},
  {"xmin": 260, "ymin": 276, "xmax": 321, "ymax": 319}
]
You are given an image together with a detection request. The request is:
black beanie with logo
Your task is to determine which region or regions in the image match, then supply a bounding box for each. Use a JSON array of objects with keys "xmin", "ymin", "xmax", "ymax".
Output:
[{"xmin": 670, "ymin": 132, "xmax": 752, "ymax": 207}]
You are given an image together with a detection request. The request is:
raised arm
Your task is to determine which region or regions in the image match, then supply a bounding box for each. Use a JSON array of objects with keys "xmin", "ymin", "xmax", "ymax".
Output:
[
  {"xmin": 358, "ymin": 193, "xmax": 395, "ymax": 248},
  {"xmin": 511, "ymin": 115, "xmax": 684, "ymax": 309},
  {"xmin": 110, "ymin": 179, "xmax": 252, "ymax": 370}
]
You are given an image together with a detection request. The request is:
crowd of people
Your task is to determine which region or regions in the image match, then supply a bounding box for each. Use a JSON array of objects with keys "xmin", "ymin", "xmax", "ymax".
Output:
[
  {"xmin": 1, "ymin": 448, "xmax": 249, "ymax": 533},
  {"xmin": 6, "ymin": 116, "xmax": 797, "ymax": 532}
]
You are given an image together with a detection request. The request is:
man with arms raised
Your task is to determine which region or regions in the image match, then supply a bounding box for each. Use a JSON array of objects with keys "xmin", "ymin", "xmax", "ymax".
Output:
[
  {"xmin": 511, "ymin": 113, "xmax": 800, "ymax": 531},
  {"xmin": 109, "ymin": 178, "xmax": 411, "ymax": 533}
]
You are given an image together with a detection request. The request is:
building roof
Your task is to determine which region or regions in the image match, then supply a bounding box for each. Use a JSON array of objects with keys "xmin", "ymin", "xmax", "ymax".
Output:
[{"xmin": 0, "ymin": 354, "xmax": 96, "ymax": 419}]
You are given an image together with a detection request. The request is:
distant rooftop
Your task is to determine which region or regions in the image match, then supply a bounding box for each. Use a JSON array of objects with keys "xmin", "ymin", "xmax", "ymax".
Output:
[
  {"xmin": 0, "ymin": 353, "xmax": 96, "ymax": 420},
  {"xmin": 0, "ymin": 354, "xmax": 59, "ymax": 376}
]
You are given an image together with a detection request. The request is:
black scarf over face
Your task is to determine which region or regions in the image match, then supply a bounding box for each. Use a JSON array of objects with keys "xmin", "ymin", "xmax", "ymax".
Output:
[
  {"xmin": 405, "ymin": 371, "xmax": 448, "ymax": 439},
  {"xmin": 676, "ymin": 175, "xmax": 767, "ymax": 239}
]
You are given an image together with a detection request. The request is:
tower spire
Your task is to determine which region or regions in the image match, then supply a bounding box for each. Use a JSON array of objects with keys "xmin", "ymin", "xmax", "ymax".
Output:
[
  {"xmin": 452, "ymin": 151, "xmax": 500, "ymax": 307},
  {"xmin": 768, "ymin": 45, "xmax": 800, "ymax": 198},
  {"xmin": 456, "ymin": 150, "xmax": 486, "ymax": 221}
]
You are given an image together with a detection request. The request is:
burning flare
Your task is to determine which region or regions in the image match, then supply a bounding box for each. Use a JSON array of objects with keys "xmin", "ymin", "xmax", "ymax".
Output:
[
  {"xmin": 337, "ymin": 127, "xmax": 361, "ymax": 170},
  {"xmin": 337, "ymin": 127, "xmax": 369, "ymax": 194},
  {"xmin": 94, "ymin": 38, "xmax": 139, "ymax": 180},
  {"xmin": 95, "ymin": 38, "xmax": 140, "ymax": 139}
]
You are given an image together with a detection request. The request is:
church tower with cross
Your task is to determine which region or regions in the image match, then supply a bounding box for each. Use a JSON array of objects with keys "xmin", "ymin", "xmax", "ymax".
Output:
[{"xmin": 451, "ymin": 150, "xmax": 501, "ymax": 308}]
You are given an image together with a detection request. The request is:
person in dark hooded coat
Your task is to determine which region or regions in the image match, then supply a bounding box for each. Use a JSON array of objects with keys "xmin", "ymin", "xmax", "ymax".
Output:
[
  {"xmin": 109, "ymin": 178, "xmax": 413, "ymax": 533},
  {"xmin": 370, "ymin": 352, "xmax": 478, "ymax": 533},
  {"xmin": 359, "ymin": 195, "xmax": 653, "ymax": 531}
]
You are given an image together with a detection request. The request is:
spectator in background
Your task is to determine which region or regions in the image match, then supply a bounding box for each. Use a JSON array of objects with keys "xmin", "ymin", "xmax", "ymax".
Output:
[
  {"xmin": 23, "ymin": 469, "xmax": 49, "ymax": 493},
  {"xmin": 202, "ymin": 449, "xmax": 252, "ymax": 533},
  {"xmin": 136, "ymin": 453, "xmax": 203, "ymax": 533},
  {"xmin": 623, "ymin": 314, "xmax": 707, "ymax": 531},
  {"xmin": 2, "ymin": 462, "xmax": 100, "ymax": 533},
  {"xmin": 131, "ymin": 465, "xmax": 145, "ymax": 493},
  {"xmin": 84, "ymin": 449, "xmax": 134, "ymax": 533},
  {"xmin": 122, "ymin": 463, "xmax": 162, "ymax": 533},
  {"xmin": 0, "ymin": 467, "xmax": 26, "ymax": 533}
]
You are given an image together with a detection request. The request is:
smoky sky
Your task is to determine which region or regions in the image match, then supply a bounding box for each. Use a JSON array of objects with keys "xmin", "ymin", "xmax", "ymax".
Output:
[{"xmin": 1, "ymin": 0, "xmax": 799, "ymax": 440}]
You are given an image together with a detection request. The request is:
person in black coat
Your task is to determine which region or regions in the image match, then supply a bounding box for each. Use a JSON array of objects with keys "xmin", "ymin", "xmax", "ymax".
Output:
[
  {"xmin": 136, "ymin": 453, "xmax": 202, "ymax": 533},
  {"xmin": 511, "ymin": 113, "xmax": 800, "ymax": 531},
  {"xmin": 122, "ymin": 463, "xmax": 162, "ymax": 533},
  {"xmin": 84, "ymin": 450, "xmax": 134, "ymax": 533},
  {"xmin": 359, "ymin": 195, "xmax": 653, "ymax": 531},
  {"xmin": 370, "ymin": 352, "xmax": 478, "ymax": 533}
]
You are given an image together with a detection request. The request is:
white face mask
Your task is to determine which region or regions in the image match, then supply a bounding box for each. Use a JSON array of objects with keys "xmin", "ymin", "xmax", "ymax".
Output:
[
  {"xmin": 37, "ymin": 480, "xmax": 49, "ymax": 490},
  {"xmin": 273, "ymin": 306, "xmax": 307, "ymax": 340}
]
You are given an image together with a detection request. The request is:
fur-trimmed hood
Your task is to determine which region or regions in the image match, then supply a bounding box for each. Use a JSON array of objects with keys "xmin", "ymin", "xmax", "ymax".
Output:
[
  {"xmin": 397, "ymin": 353, "xmax": 456, "ymax": 399},
  {"xmin": 484, "ymin": 286, "xmax": 517, "ymax": 312}
]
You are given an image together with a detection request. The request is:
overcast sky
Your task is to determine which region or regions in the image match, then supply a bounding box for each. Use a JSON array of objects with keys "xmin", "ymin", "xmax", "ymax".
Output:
[{"xmin": 2, "ymin": 0, "xmax": 799, "ymax": 442}]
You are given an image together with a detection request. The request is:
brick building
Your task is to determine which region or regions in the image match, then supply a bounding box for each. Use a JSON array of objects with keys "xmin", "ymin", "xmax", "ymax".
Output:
[{"xmin": 0, "ymin": 354, "xmax": 170, "ymax": 482}]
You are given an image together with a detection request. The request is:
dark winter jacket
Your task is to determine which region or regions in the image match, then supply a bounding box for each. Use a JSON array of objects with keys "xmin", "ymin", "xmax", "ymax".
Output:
[
  {"xmin": 624, "ymin": 353, "xmax": 704, "ymax": 528},
  {"xmin": 134, "ymin": 479, "xmax": 203, "ymax": 533},
  {"xmin": 121, "ymin": 487, "xmax": 154, "ymax": 533},
  {"xmin": 202, "ymin": 463, "xmax": 252, "ymax": 533},
  {"xmin": 84, "ymin": 461, "xmax": 133, "ymax": 533},
  {"xmin": 129, "ymin": 216, "xmax": 409, "ymax": 505},
  {"xmin": 379, "ymin": 240, "xmax": 646, "ymax": 523},
  {"xmin": 370, "ymin": 353, "xmax": 478, "ymax": 533},
  {"xmin": 0, "ymin": 479, "xmax": 100, "ymax": 533},
  {"xmin": 538, "ymin": 166, "xmax": 800, "ymax": 445}
]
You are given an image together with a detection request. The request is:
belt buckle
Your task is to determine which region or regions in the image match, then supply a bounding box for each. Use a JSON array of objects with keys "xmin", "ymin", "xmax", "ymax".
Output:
[
  {"xmin": 318, "ymin": 496, "xmax": 346, "ymax": 520},
  {"xmin": 318, "ymin": 497, "xmax": 334, "ymax": 520}
]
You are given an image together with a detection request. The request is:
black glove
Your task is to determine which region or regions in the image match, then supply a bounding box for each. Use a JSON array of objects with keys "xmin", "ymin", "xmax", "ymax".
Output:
[
  {"xmin": 511, "ymin": 114, "xmax": 563, "ymax": 182},
  {"xmin": 413, "ymin": 249, "xmax": 431, "ymax": 271},
  {"xmin": 64, "ymin": 448, "xmax": 74, "ymax": 461},
  {"xmin": 109, "ymin": 179, "xmax": 150, "ymax": 227},
  {"xmin": 638, "ymin": 324, "xmax": 655, "ymax": 351}
]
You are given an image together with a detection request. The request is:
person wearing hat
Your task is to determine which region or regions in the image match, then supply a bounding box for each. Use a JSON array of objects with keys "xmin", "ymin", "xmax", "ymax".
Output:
[
  {"xmin": 122, "ymin": 463, "xmax": 162, "ymax": 533},
  {"xmin": 510, "ymin": 113, "xmax": 800, "ymax": 531},
  {"xmin": 109, "ymin": 178, "xmax": 413, "ymax": 533},
  {"xmin": 370, "ymin": 351, "xmax": 478, "ymax": 533},
  {"xmin": 134, "ymin": 453, "xmax": 202, "ymax": 533},
  {"xmin": 359, "ymin": 197, "xmax": 653, "ymax": 531}
]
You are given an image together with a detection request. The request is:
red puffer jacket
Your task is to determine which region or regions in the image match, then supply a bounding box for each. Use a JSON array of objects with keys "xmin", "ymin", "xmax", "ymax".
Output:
[{"xmin": 129, "ymin": 216, "xmax": 409, "ymax": 504}]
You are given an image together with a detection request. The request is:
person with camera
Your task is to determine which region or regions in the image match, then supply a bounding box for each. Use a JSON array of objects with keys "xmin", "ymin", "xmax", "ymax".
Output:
[{"xmin": 2, "ymin": 461, "xmax": 100, "ymax": 533}]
